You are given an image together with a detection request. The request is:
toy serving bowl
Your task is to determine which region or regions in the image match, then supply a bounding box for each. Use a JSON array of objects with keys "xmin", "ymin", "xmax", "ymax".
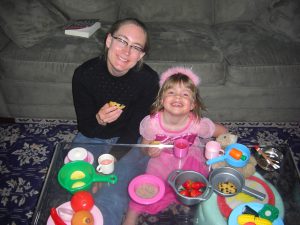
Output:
[
  {"xmin": 128, "ymin": 174, "xmax": 165, "ymax": 205},
  {"xmin": 254, "ymin": 147, "xmax": 283, "ymax": 171}
]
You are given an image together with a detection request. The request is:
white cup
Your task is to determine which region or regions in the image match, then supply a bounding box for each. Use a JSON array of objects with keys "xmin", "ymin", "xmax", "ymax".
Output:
[
  {"xmin": 205, "ymin": 141, "xmax": 224, "ymax": 160},
  {"xmin": 96, "ymin": 154, "xmax": 115, "ymax": 174},
  {"xmin": 67, "ymin": 147, "xmax": 88, "ymax": 162}
]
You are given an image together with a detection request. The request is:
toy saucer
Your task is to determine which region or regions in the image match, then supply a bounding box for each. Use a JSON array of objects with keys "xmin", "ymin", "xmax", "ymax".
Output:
[
  {"xmin": 64, "ymin": 151, "xmax": 94, "ymax": 164},
  {"xmin": 228, "ymin": 202, "xmax": 283, "ymax": 225},
  {"xmin": 47, "ymin": 201, "xmax": 103, "ymax": 225}
]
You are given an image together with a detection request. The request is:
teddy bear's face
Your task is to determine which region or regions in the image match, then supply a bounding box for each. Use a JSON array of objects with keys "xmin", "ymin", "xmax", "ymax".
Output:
[{"xmin": 216, "ymin": 133, "xmax": 238, "ymax": 149}]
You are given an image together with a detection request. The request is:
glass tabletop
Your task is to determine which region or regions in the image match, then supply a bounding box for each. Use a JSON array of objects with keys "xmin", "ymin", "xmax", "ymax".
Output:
[{"xmin": 31, "ymin": 142, "xmax": 300, "ymax": 225}]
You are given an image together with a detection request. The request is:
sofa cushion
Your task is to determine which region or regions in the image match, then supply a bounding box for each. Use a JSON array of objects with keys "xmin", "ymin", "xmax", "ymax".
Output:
[
  {"xmin": 214, "ymin": 0, "xmax": 270, "ymax": 24},
  {"xmin": 0, "ymin": 0, "xmax": 67, "ymax": 48},
  {"xmin": 0, "ymin": 27, "xmax": 107, "ymax": 83},
  {"xmin": 214, "ymin": 22, "xmax": 300, "ymax": 87},
  {"xmin": 144, "ymin": 23, "xmax": 224, "ymax": 86},
  {"xmin": 51, "ymin": 0, "xmax": 118, "ymax": 22},
  {"xmin": 119, "ymin": 0, "xmax": 212, "ymax": 24},
  {"xmin": 0, "ymin": 27, "xmax": 9, "ymax": 51},
  {"xmin": 255, "ymin": 0, "xmax": 300, "ymax": 42}
]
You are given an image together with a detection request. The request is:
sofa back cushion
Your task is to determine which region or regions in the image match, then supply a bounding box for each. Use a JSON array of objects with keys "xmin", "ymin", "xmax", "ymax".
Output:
[
  {"xmin": 214, "ymin": 0, "xmax": 271, "ymax": 24},
  {"xmin": 255, "ymin": 0, "xmax": 300, "ymax": 42},
  {"xmin": 0, "ymin": 0, "xmax": 66, "ymax": 48},
  {"xmin": 51, "ymin": 0, "xmax": 118, "ymax": 22},
  {"xmin": 119, "ymin": 0, "xmax": 213, "ymax": 24}
]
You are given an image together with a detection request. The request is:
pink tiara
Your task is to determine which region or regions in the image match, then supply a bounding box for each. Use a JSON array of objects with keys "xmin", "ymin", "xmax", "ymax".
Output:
[{"xmin": 159, "ymin": 67, "xmax": 201, "ymax": 87}]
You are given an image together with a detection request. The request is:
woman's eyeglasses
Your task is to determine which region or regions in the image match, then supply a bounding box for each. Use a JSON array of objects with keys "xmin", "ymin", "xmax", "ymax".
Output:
[{"xmin": 112, "ymin": 36, "xmax": 144, "ymax": 54}]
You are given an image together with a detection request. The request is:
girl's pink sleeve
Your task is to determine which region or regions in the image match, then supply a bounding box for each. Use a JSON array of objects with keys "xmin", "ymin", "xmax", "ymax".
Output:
[
  {"xmin": 198, "ymin": 117, "xmax": 216, "ymax": 138},
  {"xmin": 139, "ymin": 115, "xmax": 156, "ymax": 140}
]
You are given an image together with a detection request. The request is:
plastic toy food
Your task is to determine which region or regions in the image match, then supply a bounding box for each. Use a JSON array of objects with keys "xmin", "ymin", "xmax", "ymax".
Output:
[
  {"xmin": 178, "ymin": 179, "xmax": 206, "ymax": 197},
  {"xmin": 71, "ymin": 210, "xmax": 94, "ymax": 225},
  {"xmin": 109, "ymin": 101, "xmax": 125, "ymax": 109},
  {"xmin": 71, "ymin": 191, "xmax": 94, "ymax": 212},
  {"xmin": 217, "ymin": 181, "xmax": 237, "ymax": 194},
  {"xmin": 135, "ymin": 183, "xmax": 159, "ymax": 199},
  {"xmin": 71, "ymin": 171, "xmax": 86, "ymax": 180},
  {"xmin": 72, "ymin": 181, "xmax": 86, "ymax": 189},
  {"xmin": 50, "ymin": 207, "xmax": 67, "ymax": 225},
  {"xmin": 229, "ymin": 148, "xmax": 247, "ymax": 161},
  {"xmin": 237, "ymin": 214, "xmax": 272, "ymax": 225}
]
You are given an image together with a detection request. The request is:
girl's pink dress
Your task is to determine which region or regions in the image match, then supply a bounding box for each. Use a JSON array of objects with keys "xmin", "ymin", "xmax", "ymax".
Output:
[{"xmin": 129, "ymin": 112, "xmax": 216, "ymax": 214}]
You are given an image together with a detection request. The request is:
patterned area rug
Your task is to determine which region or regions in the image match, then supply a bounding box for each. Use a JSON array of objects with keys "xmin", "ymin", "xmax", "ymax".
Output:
[{"xmin": 0, "ymin": 119, "xmax": 299, "ymax": 225}]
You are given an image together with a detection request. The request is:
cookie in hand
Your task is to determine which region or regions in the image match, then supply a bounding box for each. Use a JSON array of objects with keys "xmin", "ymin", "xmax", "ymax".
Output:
[{"xmin": 109, "ymin": 101, "xmax": 125, "ymax": 109}]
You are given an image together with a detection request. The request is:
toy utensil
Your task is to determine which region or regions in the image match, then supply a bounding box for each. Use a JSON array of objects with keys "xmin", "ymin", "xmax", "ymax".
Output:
[
  {"xmin": 50, "ymin": 207, "xmax": 67, "ymax": 225},
  {"xmin": 58, "ymin": 161, "xmax": 118, "ymax": 194},
  {"xmin": 206, "ymin": 143, "xmax": 250, "ymax": 167},
  {"xmin": 254, "ymin": 146, "xmax": 280, "ymax": 169},
  {"xmin": 209, "ymin": 167, "xmax": 266, "ymax": 201}
]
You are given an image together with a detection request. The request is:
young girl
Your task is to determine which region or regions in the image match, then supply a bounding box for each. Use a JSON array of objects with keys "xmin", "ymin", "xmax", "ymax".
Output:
[{"xmin": 123, "ymin": 67, "xmax": 227, "ymax": 225}]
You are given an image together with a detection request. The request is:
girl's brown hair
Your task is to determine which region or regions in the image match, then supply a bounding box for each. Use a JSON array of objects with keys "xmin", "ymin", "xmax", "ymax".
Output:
[{"xmin": 150, "ymin": 73, "xmax": 206, "ymax": 120}]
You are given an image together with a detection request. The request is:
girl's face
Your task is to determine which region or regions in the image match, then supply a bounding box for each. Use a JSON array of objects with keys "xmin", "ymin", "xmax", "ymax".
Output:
[
  {"xmin": 161, "ymin": 83, "xmax": 195, "ymax": 116},
  {"xmin": 106, "ymin": 23, "xmax": 146, "ymax": 77}
]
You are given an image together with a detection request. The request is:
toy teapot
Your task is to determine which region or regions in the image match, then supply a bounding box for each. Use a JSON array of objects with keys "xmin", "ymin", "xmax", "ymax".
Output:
[{"xmin": 206, "ymin": 143, "xmax": 250, "ymax": 167}]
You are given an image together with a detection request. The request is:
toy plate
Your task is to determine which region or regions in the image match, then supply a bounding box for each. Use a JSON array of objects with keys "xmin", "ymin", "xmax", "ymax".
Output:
[
  {"xmin": 47, "ymin": 201, "xmax": 103, "ymax": 225},
  {"xmin": 228, "ymin": 202, "xmax": 283, "ymax": 225}
]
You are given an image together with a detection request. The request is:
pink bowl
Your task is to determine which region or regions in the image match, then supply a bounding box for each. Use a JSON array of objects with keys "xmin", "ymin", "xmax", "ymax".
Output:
[{"xmin": 128, "ymin": 174, "xmax": 165, "ymax": 205}]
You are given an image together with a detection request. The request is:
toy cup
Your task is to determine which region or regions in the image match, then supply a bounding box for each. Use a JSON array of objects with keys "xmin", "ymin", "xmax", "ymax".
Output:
[
  {"xmin": 67, "ymin": 147, "xmax": 88, "ymax": 162},
  {"xmin": 205, "ymin": 141, "xmax": 224, "ymax": 160},
  {"xmin": 96, "ymin": 154, "xmax": 115, "ymax": 174},
  {"xmin": 173, "ymin": 139, "xmax": 189, "ymax": 158}
]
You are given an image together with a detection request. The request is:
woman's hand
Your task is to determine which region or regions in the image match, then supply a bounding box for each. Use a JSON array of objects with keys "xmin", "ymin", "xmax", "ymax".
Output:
[{"xmin": 96, "ymin": 103, "xmax": 123, "ymax": 126}]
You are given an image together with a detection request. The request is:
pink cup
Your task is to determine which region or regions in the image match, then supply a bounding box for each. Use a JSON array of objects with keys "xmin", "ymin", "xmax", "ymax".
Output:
[
  {"xmin": 173, "ymin": 139, "xmax": 189, "ymax": 158},
  {"xmin": 205, "ymin": 141, "xmax": 224, "ymax": 160}
]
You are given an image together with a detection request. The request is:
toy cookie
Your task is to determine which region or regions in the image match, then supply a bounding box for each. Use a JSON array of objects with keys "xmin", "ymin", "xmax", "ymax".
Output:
[{"xmin": 109, "ymin": 101, "xmax": 125, "ymax": 109}]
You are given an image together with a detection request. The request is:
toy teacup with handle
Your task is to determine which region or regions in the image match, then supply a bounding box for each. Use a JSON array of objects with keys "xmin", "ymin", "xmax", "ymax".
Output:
[
  {"xmin": 96, "ymin": 153, "xmax": 115, "ymax": 174},
  {"xmin": 205, "ymin": 141, "xmax": 224, "ymax": 160}
]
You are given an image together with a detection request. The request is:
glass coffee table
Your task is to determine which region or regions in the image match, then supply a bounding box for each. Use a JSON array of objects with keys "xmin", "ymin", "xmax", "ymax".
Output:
[{"xmin": 31, "ymin": 143, "xmax": 300, "ymax": 225}]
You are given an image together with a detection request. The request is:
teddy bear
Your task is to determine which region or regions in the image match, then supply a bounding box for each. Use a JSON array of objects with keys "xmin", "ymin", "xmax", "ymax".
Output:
[{"xmin": 211, "ymin": 132, "xmax": 257, "ymax": 178}]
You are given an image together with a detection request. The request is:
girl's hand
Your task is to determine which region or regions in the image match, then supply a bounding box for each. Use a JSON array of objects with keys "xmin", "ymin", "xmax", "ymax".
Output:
[
  {"xmin": 96, "ymin": 103, "xmax": 123, "ymax": 125},
  {"xmin": 147, "ymin": 147, "xmax": 162, "ymax": 157}
]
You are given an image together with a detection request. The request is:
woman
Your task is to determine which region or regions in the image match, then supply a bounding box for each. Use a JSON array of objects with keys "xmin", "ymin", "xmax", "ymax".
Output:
[
  {"xmin": 72, "ymin": 18, "xmax": 159, "ymax": 225},
  {"xmin": 72, "ymin": 18, "xmax": 159, "ymax": 148}
]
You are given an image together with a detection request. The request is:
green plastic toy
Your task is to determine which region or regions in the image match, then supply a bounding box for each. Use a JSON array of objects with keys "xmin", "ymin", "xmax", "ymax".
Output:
[{"xmin": 58, "ymin": 161, "xmax": 118, "ymax": 194}]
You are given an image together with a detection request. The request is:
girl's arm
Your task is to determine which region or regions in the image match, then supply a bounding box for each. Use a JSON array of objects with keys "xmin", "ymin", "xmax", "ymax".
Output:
[
  {"xmin": 141, "ymin": 138, "xmax": 162, "ymax": 157},
  {"xmin": 213, "ymin": 123, "xmax": 228, "ymax": 137}
]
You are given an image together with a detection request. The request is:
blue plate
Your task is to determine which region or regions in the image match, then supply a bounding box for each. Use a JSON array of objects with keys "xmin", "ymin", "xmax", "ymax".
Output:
[{"xmin": 228, "ymin": 202, "xmax": 283, "ymax": 225}]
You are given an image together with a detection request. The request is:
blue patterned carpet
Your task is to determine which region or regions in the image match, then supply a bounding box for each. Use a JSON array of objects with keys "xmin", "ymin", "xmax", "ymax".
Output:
[{"xmin": 0, "ymin": 119, "xmax": 299, "ymax": 225}]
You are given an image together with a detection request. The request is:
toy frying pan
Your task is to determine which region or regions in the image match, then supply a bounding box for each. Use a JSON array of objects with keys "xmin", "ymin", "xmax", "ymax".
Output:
[
  {"xmin": 58, "ymin": 161, "xmax": 118, "ymax": 194},
  {"xmin": 206, "ymin": 143, "xmax": 250, "ymax": 167},
  {"xmin": 209, "ymin": 167, "xmax": 266, "ymax": 201}
]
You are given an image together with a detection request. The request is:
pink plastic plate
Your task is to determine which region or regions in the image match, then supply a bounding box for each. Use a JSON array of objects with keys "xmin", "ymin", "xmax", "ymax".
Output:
[
  {"xmin": 128, "ymin": 174, "xmax": 165, "ymax": 205},
  {"xmin": 64, "ymin": 151, "xmax": 94, "ymax": 164},
  {"xmin": 47, "ymin": 201, "xmax": 103, "ymax": 225}
]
